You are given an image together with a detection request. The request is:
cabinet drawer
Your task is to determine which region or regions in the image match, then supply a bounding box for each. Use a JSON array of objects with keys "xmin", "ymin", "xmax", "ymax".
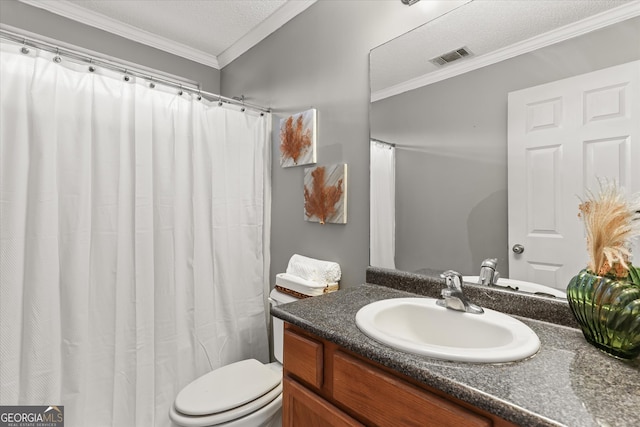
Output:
[
  {"xmin": 333, "ymin": 351, "xmax": 491, "ymax": 427},
  {"xmin": 283, "ymin": 328, "xmax": 323, "ymax": 389}
]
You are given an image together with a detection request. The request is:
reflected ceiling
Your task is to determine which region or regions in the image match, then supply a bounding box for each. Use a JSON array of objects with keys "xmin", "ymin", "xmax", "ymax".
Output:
[{"xmin": 371, "ymin": 0, "xmax": 632, "ymax": 97}]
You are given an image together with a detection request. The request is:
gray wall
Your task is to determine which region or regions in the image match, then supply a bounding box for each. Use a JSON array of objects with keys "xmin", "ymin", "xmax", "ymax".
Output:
[
  {"xmin": 0, "ymin": 0, "xmax": 220, "ymax": 92},
  {"xmin": 220, "ymin": 0, "xmax": 433, "ymax": 288},
  {"xmin": 371, "ymin": 17, "xmax": 640, "ymax": 276}
]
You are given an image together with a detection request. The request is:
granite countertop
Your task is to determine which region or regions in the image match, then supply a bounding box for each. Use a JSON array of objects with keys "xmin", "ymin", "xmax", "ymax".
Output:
[{"xmin": 271, "ymin": 282, "xmax": 640, "ymax": 427}]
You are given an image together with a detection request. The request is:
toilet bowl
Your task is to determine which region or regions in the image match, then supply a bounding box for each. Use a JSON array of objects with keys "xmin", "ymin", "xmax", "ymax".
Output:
[{"xmin": 169, "ymin": 288, "xmax": 298, "ymax": 427}]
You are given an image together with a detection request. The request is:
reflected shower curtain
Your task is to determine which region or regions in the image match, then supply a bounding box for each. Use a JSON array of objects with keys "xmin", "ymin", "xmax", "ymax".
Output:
[
  {"xmin": 370, "ymin": 140, "xmax": 395, "ymax": 269},
  {"xmin": 0, "ymin": 41, "xmax": 270, "ymax": 427}
]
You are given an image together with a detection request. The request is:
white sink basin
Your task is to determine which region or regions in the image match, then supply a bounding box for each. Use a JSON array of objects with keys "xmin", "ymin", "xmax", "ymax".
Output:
[
  {"xmin": 463, "ymin": 276, "xmax": 566, "ymax": 298},
  {"xmin": 356, "ymin": 298, "xmax": 540, "ymax": 363}
]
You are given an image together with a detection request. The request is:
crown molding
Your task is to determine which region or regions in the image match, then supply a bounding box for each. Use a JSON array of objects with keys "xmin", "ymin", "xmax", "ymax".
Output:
[
  {"xmin": 18, "ymin": 0, "xmax": 219, "ymax": 67},
  {"xmin": 372, "ymin": 1, "xmax": 640, "ymax": 102},
  {"xmin": 218, "ymin": 0, "xmax": 316, "ymax": 68},
  {"xmin": 19, "ymin": 0, "xmax": 316, "ymax": 70}
]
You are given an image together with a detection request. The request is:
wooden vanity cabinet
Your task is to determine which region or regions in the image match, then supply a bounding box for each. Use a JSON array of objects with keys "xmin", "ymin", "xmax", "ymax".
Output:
[{"xmin": 282, "ymin": 323, "xmax": 517, "ymax": 427}]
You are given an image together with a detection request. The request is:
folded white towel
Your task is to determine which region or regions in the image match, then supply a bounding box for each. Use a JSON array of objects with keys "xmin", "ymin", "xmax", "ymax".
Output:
[
  {"xmin": 276, "ymin": 273, "xmax": 338, "ymax": 297},
  {"xmin": 286, "ymin": 254, "xmax": 341, "ymax": 284}
]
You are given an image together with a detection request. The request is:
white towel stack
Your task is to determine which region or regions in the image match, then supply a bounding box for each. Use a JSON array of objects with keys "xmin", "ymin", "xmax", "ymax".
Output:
[{"xmin": 275, "ymin": 254, "xmax": 341, "ymax": 297}]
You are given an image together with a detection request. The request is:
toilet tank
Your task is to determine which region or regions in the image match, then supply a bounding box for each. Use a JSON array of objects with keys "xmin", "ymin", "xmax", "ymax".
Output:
[{"xmin": 269, "ymin": 288, "xmax": 299, "ymax": 364}]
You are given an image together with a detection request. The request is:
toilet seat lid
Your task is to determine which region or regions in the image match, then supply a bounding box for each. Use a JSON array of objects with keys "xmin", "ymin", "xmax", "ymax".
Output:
[
  {"xmin": 170, "ymin": 383, "xmax": 282, "ymax": 427},
  {"xmin": 175, "ymin": 359, "xmax": 281, "ymax": 416}
]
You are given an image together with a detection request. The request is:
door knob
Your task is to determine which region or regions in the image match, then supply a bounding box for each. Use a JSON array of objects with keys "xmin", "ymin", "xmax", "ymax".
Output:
[{"xmin": 512, "ymin": 244, "xmax": 524, "ymax": 254}]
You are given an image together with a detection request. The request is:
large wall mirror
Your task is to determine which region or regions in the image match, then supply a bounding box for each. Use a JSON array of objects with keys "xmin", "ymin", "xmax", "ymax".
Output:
[{"xmin": 369, "ymin": 0, "xmax": 640, "ymax": 296}]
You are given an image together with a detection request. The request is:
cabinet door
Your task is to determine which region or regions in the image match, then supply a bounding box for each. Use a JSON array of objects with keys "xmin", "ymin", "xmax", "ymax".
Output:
[{"xmin": 283, "ymin": 377, "xmax": 364, "ymax": 427}]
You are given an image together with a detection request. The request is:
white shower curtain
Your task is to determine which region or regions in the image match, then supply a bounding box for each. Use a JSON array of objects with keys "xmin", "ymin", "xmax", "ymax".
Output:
[
  {"xmin": 370, "ymin": 140, "xmax": 395, "ymax": 269},
  {"xmin": 0, "ymin": 41, "xmax": 271, "ymax": 427}
]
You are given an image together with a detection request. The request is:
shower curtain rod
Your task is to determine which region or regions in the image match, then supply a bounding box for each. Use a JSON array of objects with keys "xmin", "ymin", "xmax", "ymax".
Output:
[
  {"xmin": 371, "ymin": 138, "xmax": 396, "ymax": 147},
  {"xmin": 0, "ymin": 28, "xmax": 271, "ymax": 114}
]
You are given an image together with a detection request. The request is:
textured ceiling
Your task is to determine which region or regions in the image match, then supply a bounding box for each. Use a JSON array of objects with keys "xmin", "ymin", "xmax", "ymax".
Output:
[
  {"xmin": 371, "ymin": 0, "xmax": 636, "ymax": 95},
  {"xmin": 64, "ymin": 0, "xmax": 288, "ymax": 57}
]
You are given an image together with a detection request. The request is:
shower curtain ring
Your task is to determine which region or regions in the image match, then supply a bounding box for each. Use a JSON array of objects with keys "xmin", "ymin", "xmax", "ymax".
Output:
[
  {"xmin": 178, "ymin": 85, "xmax": 183, "ymax": 96},
  {"xmin": 232, "ymin": 95, "xmax": 246, "ymax": 112},
  {"xmin": 149, "ymin": 78, "xmax": 155, "ymax": 89},
  {"xmin": 53, "ymin": 48, "xmax": 62, "ymax": 63},
  {"xmin": 197, "ymin": 90, "xmax": 202, "ymax": 101},
  {"xmin": 123, "ymin": 70, "xmax": 130, "ymax": 82},
  {"xmin": 88, "ymin": 59, "xmax": 96, "ymax": 73},
  {"xmin": 218, "ymin": 96, "xmax": 223, "ymax": 107},
  {"xmin": 20, "ymin": 39, "xmax": 29, "ymax": 54}
]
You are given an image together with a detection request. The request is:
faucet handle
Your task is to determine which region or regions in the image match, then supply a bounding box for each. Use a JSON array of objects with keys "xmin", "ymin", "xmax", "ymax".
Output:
[
  {"xmin": 479, "ymin": 258, "xmax": 500, "ymax": 285},
  {"xmin": 440, "ymin": 270, "xmax": 463, "ymax": 292},
  {"xmin": 481, "ymin": 258, "xmax": 498, "ymax": 268}
]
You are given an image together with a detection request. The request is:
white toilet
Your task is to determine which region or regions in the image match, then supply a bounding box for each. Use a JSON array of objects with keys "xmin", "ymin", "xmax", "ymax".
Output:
[{"xmin": 169, "ymin": 288, "xmax": 297, "ymax": 427}]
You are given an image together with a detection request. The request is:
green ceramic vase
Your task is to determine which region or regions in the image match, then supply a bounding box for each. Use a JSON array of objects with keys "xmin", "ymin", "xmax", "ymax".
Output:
[{"xmin": 566, "ymin": 269, "xmax": 640, "ymax": 359}]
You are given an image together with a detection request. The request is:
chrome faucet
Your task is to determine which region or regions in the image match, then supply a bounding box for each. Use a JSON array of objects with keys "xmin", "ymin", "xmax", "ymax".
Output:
[
  {"xmin": 478, "ymin": 258, "xmax": 500, "ymax": 286},
  {"xmin": 437, "ymin": 270, "xmax": 484, "ymax": 314}
]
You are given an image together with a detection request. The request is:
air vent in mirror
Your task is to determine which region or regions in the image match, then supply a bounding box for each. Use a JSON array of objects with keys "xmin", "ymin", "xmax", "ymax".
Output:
[{"xmin": 430, "ymin": 47, "xmax": 473, "ymax": 67}]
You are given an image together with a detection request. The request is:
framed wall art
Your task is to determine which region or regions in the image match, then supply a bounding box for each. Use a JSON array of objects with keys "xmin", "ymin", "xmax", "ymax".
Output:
[
  {"xmin": 280, "ymin": 108, "xmax": 317, "ymax": 167},
  {"xmin": 304, "ymin": 163, "xmax": 347, "ymax": 224}
]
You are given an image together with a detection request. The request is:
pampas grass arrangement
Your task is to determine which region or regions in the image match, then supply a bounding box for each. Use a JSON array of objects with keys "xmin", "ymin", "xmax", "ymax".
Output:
[
  {"xmin": 578, "ymin": 180, "xmax": 640, "ymax": 282},
  {"xmin": 568, "ymin": 181, "xmax": 640, "ymax": 359}
]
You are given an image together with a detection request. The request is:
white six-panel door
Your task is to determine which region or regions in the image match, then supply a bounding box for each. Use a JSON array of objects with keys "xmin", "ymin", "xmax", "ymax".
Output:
[{"xmin": 508, "ymin": 60, "xmax": 640, "ymax": 290}]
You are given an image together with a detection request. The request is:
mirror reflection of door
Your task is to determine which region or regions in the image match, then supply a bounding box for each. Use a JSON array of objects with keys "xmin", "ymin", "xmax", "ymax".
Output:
[{"xmin": 508, "ymin": 60, "xmax": 640, "ymax": 290}]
